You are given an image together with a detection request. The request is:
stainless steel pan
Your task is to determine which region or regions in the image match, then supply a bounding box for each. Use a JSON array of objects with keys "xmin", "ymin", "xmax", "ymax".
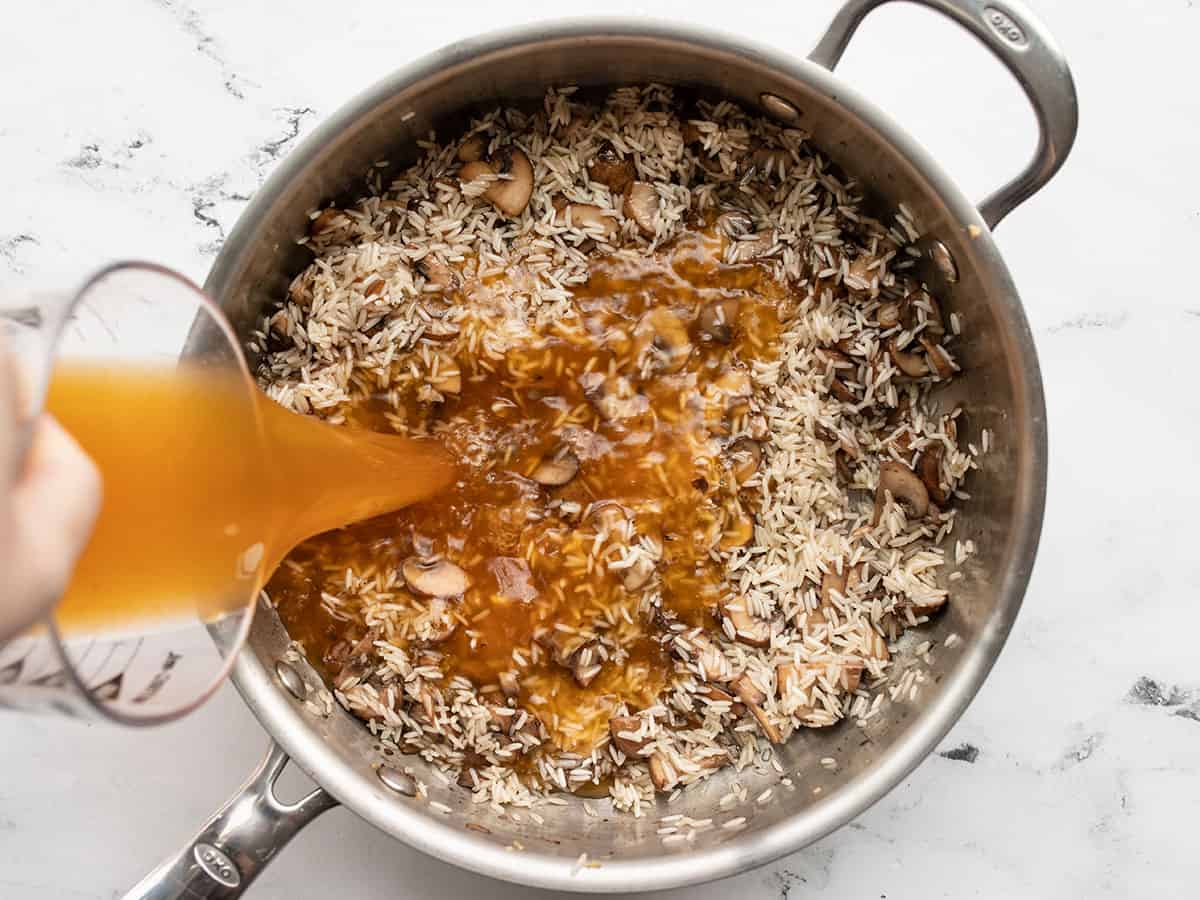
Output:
[{"xmin": 127, "ymin": 2, "xmax": 1076, "ymax": 895}]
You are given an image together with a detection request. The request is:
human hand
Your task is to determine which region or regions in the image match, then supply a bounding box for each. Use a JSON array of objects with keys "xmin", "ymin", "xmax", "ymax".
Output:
[{"xmin": 0, "ymin": 354, "xmax": 101, "ymax": 640}]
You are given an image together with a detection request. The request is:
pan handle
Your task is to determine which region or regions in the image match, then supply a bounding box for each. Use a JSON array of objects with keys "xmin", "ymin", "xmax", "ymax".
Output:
[
  {"xmin": 809, "ymin": 0, "xmax": 1078, "ymax": 229},
  {"xmin": 121, "ymin": 742, "xmax": 339, "ymax": 900}
]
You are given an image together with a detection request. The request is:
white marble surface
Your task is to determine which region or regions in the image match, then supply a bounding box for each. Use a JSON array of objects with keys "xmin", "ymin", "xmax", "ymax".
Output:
[{"xmin": 2, "ymin": 0, "xmax": 1198, "ymax": 897}]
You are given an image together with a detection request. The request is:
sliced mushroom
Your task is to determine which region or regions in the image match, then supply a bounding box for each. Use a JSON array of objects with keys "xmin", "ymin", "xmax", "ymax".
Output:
[
  {"xmin": 888, "ymin": 337, "xmax": 931, "ymax": 377},
  {"xmin": 579, "ymin": 371, "xmax": 647, "ymax": 422},
  {"xmin": 588, "ymin": 142, "xmax": 635, "ymax": 194},
  {"xmin": 776, "ymin": 662, "xmax": 803, "ymax": 699},
  {"xmin": 820, "ymin": 568, "xmax": 847, "ymax": 607},
  {"xmin": 457, "ymin": 750, "xmax": 487, "ymax": 788},
  {"xmin": 402, "ymin": 557, "xmax": 471, "ymax": 597},
  {"xmin": 457, "ymin": 134, "xmax": 486, "ymax": 163},
  {"xmin": 558, "ymin": 203, "xmax": 619, "ymax": 240},
  {"xmin": 648, "ymin": 752, "xmax": 679, "ymax": 792},
  {"xmin": 921, "ymin": 336, "xmax": 957, "ymax": 378},
  {"xmin": 531, "ymin": 446, "xmax": 579, "ymax": 487},
  {"xmin": 417, "ymin": 256, "xmax": 460, "ymax": 292},
  {"xmin": 872, "ymin": 460, "xmax": 930, "ymax": 524},
  {"xmin": 727, "ymin": 437, "xmax": 762, "ymax": 483},
  {"xmin": 623, "ymin": 181, "xmax": 658, "ymax": 236},
  {"xmin": 718, "ymin": 501, "xmax": 755, "ymax": 551},
  {"xmin": 817, "ymin": 347, "xmax": 858, "ymax": 403},
  {"xmin": 633, "ymin": 307, "xmax": 692, "ymax": 374},
  {"xmin": 421, "ymin": 596, "xmax": 459, "ymax": 643},
  {"xmin": 571, "ymin": 641, "xmax": 604, "ymax": 688},
  {"xmin": 460, "ymin": 147, "xmax": 534, "ymax": 217},
  {"xmin": 908, "ymin": 289, "xmax": 946, "ymax": 338},
  {"xmin": 310, "ymin": 207, "xmax": 344, "ymax": 236},
  {"xmin": 696, "ymin": 684, "xmax": 745, "ymax": 716},
  {"xmin": 728, "ymin": 231, "xmax": 775, "ymax": 262},
  {"xmin": 674, "ymin": 631, "xmax": 734, "ymax": 683},
  {"xmin": 749, "ymin": 703, "xmax": 784, "ymax": 743},
  {"xmin": 863, "ymin": 627, "xmax": 891, "ymax": 662},
  {"xmin": 845, "ymin": 255, "xmax": 881, "ymax": 295},
  {"xmin": 907, "ymin": 594, "xmax": 948, "ymax": 619},
  {"xmin": 620, "ymin": 555, "xmax": 656, "ymax": 592},
  {"xmin": 916, "ymin": 442, "xmax": 948, "ymax": 504},
  {"xmin": 498, "ymin": 670, "xmax": 520, "ymax": 699},
  {"xmin": 718, "ymin": 596, "xmax": 771, "ymax": 648},
  {"xmin": 716, "ymin": 210, "xmax": 754, "ymax": 239},
  {"xmin": 748, "ymin": 414, "xmax": 770, "ymax": 441},
  {"xmin": 877, "ymin": 301, "xmax": 901, "ymax": 329},
  {"xmin": 428, "ymin": 352, "xmax": 462, "ymax": 395},
  {"xmin": 609, "ymin": 715, "xmax": 652, "ymax": 757},
  {"xmin": 698, "ymin": 297, "xmax": 740, "ymax": 344},
  {"xmin": 730, "ymin": 672, "xmax": 766, "ymax": 707}
]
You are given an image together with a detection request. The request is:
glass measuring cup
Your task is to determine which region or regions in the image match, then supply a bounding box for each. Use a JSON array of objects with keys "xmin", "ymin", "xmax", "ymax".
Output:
[{"xmin": 0, "ymin": 262, "xmax": 266, "ymax": 724}]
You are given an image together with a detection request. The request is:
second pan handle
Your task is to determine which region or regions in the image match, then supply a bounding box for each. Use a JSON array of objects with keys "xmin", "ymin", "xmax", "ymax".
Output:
[
  {"xmin": 809, "ymin": 0, "xmax": 1078, "ymax": 229},
  {"xmin": 121, "ymin": 742, "xmax": 339, "ymax": 900}
]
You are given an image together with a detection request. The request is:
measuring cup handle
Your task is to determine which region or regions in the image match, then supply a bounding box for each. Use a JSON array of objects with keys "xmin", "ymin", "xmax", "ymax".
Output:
[
  {"xmin": 809, "ymin": 0, "xmax": 1078, "ymax": 229},
  {"xmin": 122, "ymin": 742, "xmax": 339, "ymax": 900}
]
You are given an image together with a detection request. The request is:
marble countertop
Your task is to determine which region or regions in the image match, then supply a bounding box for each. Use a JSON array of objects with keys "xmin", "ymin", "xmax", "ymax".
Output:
[{"xmin": 2, "ymin": 0, "xmax": 1197, "ymax": 896}]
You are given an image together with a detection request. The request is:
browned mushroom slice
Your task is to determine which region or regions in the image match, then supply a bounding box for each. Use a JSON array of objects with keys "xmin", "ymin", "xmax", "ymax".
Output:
[
  {"xmin": 730, "ymin": 672, "xmax": 766, "ymax": 707},
  {"xmin": 921, "ymin": 336, "xmax": 957, "ymax": 378},
  {"xmin": 417, "ymin": 256, "xmax": 460, "ymax": 292},
  {"xmin": 728, "ymin": 231, "xmax": 775, "ymax": 262},
  {"xmin": 457, "ymin": 134, "xmax": 486, "ymax": 163},
  {"xmin": 559, "ymin": 203, "xmax": 619, "ymax": 240},
  {"xmin": 748, "ymin": 414, "xmax": 769, "ymax": 441},
  {"xmin": 747, "ymin": 699, "xmax": 783, "ymax": 744},
  {"xmin": 718, "ymin": 596, "xmax": 772, "ymax": 648},
  {"xmin": 718, "ymin": 500, "xmax": 755, "ymax": 550},
  {"xmin": 726, "ymin": 436, "xmax": 762, "ymax": 483},
  {"xmin": 648, "ymin": 752, "xmax": 679, "ymax": 792},
  {"xmin": 820, "ymin": 568, "xmax": 847, "ymax": 607},
  {"xmin": 579, "ymin": 371, "xmax": 648, "ymax": 422},
  {"xmin": 309, "ymin": 207, "xmax": 345, "ymax": 237},
  {"xmin": 716, "ymin": 210, "xmax": 754, "ymax": 239},
  {"xmin": 872, "ymin": 460, "xmax": 930, "ymax": 524},
  {"xmin": 908, "ymin": 289, "xmax": 946, "ymax": 338},
  {"xmin": 698, "ymin": 297, "xmax": 741, "ymax": 344},
  {"xmin": 402, "ymin": 557, "xmax": 471, "ymax": 597},
  {"xmin": 862, "ymin": 625, "xmax": 891, "ymax": 662},
  {"xmin": 674, "ymin": 631, "xmax": 735, "ymax": 683},
  {"xmin": 817, "ymin": 347, "xmax": 859, "ymax": 403},
  {"xmin": 531, "ymin": 446, "xmax": 579, "ymax": 487},
  {"xmin": 877, "ymin": 301, "xmax": 901, "ymax": 329},
  {"xmin": 498, "ymin": 670, "xmax": 520, "ymax": 699},
  {"xmin": 457, "ymin": 751, "xmax": 488, "ymax": 788},
  {"xmin": 588, "ymin": 142, "xmax": 635, "ymax": 194},
  {"xmin": 845, "ymin": 255, "xmax": 882, "ymax": 295},
  {"xmin": 696, "ymin": 684, "xmax": 746, "ymax": 716},
  {"xmin": 428, "ymin": 351, "xmax": 462, "ymax": 395},
  {"xmin": 888, "ymin": 337, "xmax": 930, "ymax": 377},
  {"xmin": 620, "ymin": 555, "xmax": 656, "ymax": 592},
  {"xmin": 460, "ymin": 147, "xmax": 534, "ymax": 217},
  {"xmin": 421, "ymin": 596, "xmax": 459, "ymax": 643},
  {"xmin": 571, "ymin": 641, "xmax": 604, "ymax": 688},
  {"xmin": 609, "ymin": 715, "xmax": 652, "ymax": 757},
  {"xmin": 916, "ymin": 442, "xmax": 949, "ymax": 505},
  {"xmin": 622, "ymin": 181, "xmax": 659, "ymax": 236},
  {"xmin": 907, "ymin": 594, "xmax": 948, "ymax": 619},
  {"xmin": 633, "ymin": 307, "xmax": 692, "ymax": 374},
  {"xmin": 776, "ymin": 662, "xmax": 803, "ymax": 698}
]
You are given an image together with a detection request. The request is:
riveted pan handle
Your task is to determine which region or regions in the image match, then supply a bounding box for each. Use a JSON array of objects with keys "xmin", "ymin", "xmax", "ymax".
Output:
[
  {"xmin": 122, "ymin": 742, "xmax": 338, "ymax": 899},
  {"xmin": 809, "ymin": 0, "xmax": 1078, "ymax": 229}
]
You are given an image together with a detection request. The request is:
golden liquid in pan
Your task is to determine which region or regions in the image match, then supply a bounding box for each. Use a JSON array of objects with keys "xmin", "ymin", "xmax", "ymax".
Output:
[{"xmin": 46, "ymin": 362, "xmax": 452, "ymax": 634}]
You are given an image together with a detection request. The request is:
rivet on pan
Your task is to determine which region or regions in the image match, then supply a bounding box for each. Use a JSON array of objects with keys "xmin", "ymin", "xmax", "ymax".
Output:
[
  {"xmin": 759, "ymin": 93, "xmax": 801, "ymax": 124},
  {"xmin": 378, "ymin": 766, "xmax": 417, "ymax": 797},
  {"xmin": 274, "ymin": 660, "xmax": 307, "ymax": 701},
  {"xmin": 930, "ymin": 240, "xmax": 959, "ymax": 283}
]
